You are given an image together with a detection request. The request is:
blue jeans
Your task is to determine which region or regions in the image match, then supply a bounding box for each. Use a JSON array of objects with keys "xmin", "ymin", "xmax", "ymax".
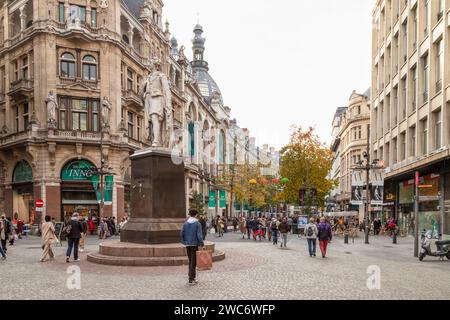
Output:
[
  {"xmin": 307, "ymin": 238, "xmax": 316, "ymax": 256},
  {"xmin": 66, "ymin": 238, "xmax": 80, "ymax": 260},
  {"xmin": 272, "ymin": 230, "xmax": 278, "ymax": 244},
  {"xmin": 0, "ymin": 244, "xmax": 5, "ymax": 258}
]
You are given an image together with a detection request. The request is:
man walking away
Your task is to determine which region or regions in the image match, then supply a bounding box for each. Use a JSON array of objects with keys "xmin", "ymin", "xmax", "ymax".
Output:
[
  {"xmin": 271, "ymin": 218, "xmax": 279, "ymax": 245},
  {"xmin": 317, "ymin": 217, "xmax": 332, "ymax": 258},
  {"xmin": 181, "ymin": 209, "xmax": 204, "ymax": 285},
  {"xmin": 0, "ymin": 219, "xmax": 7, "ymax": 260},
  {"xmin": 1, "ymin": 215, "xmax": 11, "ymax": 253},
  {"xmin": 246, "ymin": 217, "xmax": 253, "ymax": 240},
  {"xmin": 79, "ymin": 216, "xmax": 88, "ymax": 252},
  {"xmin": 305, "ymin": 218, "xmax": 318, "ymax": 257},
  {"xmin": 40, "ymin": 215, "xmax": 56, "ymax": 262},
  {"xmin": 278, "ymin": 217, "xmax": 290, "ymax": 247},
  {"xmin": 65, "ymin": 213, "xmax": 83, "ymax": 263},
  {"xmin": 199, "ymin": 215, "xmax": 207, "ymax": 241}
]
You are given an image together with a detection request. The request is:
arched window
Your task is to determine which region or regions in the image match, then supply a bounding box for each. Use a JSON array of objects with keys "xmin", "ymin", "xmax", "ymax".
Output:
[
  {"xmin": 188, "ymin": 122, "xmax": 195, "ymax": 157},
  {"xmin": 60, "ymin": 52, "xmax": 75, "ymax": 78},
  {"xmin": 82, "ymin": 55, "xmax": 97, "ymax": 81}
]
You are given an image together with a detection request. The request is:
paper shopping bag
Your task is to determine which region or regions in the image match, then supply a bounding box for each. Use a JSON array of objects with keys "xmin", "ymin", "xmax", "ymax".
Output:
[{"xmin": 196, "ymin": 249, "xmax": 213, "ymax": 271}]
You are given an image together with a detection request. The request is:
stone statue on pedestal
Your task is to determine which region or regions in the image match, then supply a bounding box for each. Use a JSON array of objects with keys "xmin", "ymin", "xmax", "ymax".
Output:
[
  {"xmin": 101, "ymin": 96, "xmax": 112, "ymax": 131},
  {"xmin": 45, "ymin": 91, "xmax": 58, "ymax": 128},
  {"xmin": 139, "ymin": 58, "xmax": 173, "ymax": 148}
]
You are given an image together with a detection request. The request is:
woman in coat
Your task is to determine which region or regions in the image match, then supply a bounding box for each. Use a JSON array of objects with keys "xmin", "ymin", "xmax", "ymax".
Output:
[
  {"xmin": 40, "ymin": 215, "xmax": 56, "ymax": 262},
  {"xmin": 239, "ymin": 216, "xmax": 246, "ymax": 239}
]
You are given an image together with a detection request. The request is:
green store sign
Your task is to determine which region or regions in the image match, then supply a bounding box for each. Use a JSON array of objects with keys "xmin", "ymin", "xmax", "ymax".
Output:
[
  {"xmin": 208, "ymin": 190, "xmax": 216, "ymax": 208},
  {"xmin": 13, "ymin": 161, "xmax": 33, "ymax": 183},
  {"xmin": 61, "ymin": 160, "xmax": 96, "ymax": 181},
  {"xmin": 219, "ymin": 190, "xmax": 226, "ymax": 208}
]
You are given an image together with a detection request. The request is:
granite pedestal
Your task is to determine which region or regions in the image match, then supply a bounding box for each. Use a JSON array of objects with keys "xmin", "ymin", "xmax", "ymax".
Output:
[{"xmin": 88, "ymin": 148, "xmax": 225, "ymax": 266}]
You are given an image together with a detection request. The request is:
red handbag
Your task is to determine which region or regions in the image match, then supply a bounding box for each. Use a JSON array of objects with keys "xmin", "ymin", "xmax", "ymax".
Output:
[{"xmin": 196, "ymin": 248, "xmax": 213, "ymax": 271}]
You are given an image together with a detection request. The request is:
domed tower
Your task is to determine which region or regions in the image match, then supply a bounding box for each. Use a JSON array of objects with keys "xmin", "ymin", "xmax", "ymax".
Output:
[{"xmin": 191, "ymin": 24, "xmax": 223, "ymax": 105}]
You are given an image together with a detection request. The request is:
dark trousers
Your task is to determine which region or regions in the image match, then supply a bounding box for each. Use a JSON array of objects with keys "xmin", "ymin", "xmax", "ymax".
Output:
[
  {"xmin": 186, "ymin": 246, "xmax": 198, "ymax": 281},
  {"xmin": 247, "ymin": 228, "xmax": 251, "ymax": 239},
  {"xmin": 307, "ymin": 238, "xmax": 317, "ymax": 256},
  {"xmin": 0, "ymin": 244, "xmax": 5, "ymax": 257},
  {"xmin": 1, "ymin": 239, "xmax": 6, "ymax": 252},
  {"xmin": 66, "ymin": 238, "xmax": 80, "ymax": 260},
  {"xmin": 272, "ymin": 230, "xmax": 278, "ymax": 244}
]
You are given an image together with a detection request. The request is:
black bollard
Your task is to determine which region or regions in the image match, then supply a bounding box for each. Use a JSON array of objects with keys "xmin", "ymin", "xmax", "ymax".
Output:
[
  {"xmin": 344, "ymin": 233, "xmax": 349, "ymax": 244},
  {"xmin": 393, "ymin": 231, "xmax": 397, "ymax": 244}
]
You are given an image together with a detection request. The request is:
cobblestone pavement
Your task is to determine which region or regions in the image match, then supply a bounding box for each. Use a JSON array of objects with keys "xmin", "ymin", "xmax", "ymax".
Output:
[{"xmin": 1, "ymin": 231, "xmax": 449, "ymax": 300}]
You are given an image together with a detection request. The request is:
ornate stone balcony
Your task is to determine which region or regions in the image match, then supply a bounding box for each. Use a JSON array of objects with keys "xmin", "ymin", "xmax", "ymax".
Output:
[
  {"xmin": 122, "ymin": 89, "xmax": 143, "ymax": 109},
  {"xmin": 8, "ymin": 79, "xmax": 34, "ymax": 98}
]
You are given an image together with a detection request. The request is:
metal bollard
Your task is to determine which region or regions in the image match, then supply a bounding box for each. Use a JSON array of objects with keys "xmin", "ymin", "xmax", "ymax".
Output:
[
  {"xmin": 393, "ymin": 231, "xmax": 397, "ymax": 244},
  {"xmin": 344, "ymin": 233, "xmax": 349, "ymax": 244}
]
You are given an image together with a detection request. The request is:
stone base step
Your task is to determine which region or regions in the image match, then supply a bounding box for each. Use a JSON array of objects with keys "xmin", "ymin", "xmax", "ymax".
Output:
[
  {"xmin": 87, "ymin": 250, "xmax": 226, "ymax": 267},
  {"xmin": 98, "ymin": 241, "xmax": 216, "ymax": 258}
]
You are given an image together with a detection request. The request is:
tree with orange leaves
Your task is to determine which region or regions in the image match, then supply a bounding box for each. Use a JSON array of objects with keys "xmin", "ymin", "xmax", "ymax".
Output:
[{"xmin": 280, "ymin": 126, "xmax": 336, "ymax": 212}]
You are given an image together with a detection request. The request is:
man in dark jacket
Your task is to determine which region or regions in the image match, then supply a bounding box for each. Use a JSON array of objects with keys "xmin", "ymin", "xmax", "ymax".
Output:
[
  {"xmin": 1, "ymin": 215, "xmax": 11, "ymax": 252},
  {"xmin": 199, "ymin": 215, "xmax": 207, "ymax": 240},
  {"xmin": 181, "ymin": 209, "xmax": 205, "ymax": 285},
  {"xmin": 278, "ymin": 218, "xmax": 290, "ymax": 247},
  {"xmin": 317, "ymin": 217, "xmax": 332, "ymax": 258},
  {"xmin": 246, "ymin": 217, "xmax": 253, "ymax": 240},
  {"xmin": 65, "ymin": 213, "xmax": 83, "ymax": 263}
]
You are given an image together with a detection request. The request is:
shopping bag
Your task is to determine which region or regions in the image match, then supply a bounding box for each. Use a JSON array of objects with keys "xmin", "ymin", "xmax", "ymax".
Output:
[{"xmin": 196, "ymin": 248, "xmax": 213, "ymax": 271}]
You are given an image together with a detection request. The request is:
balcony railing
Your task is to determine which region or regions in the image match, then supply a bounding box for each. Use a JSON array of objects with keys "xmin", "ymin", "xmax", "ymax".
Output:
[
  {"xmin": 0, "ymin": 131, "xmax": 30, "ymax": 145},
  {"xmin": 8, "ymin": 79, "xmax": 34, "ymax": 96},
  {"xmin": 51, "ymin": 130, "xmax": 101, "ymax": 141}
]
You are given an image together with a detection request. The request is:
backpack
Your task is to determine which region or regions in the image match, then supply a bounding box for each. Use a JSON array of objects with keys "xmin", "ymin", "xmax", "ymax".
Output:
[
  {"xmin": 318, "ymin": 224, "xmax": 329, "ymax": 240},
  {"xmin": 307, "ymin": 225, "xmax": 314, "ymax": 237},
  {"xmin": 63, "ymin": 224, "xmax": 72, "ymax": 236}
]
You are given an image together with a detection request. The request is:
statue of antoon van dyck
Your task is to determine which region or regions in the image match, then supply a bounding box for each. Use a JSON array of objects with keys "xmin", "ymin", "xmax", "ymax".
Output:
[{"xmin": 139, "ymin": 58, "xmax": 173, "ymax": 148}]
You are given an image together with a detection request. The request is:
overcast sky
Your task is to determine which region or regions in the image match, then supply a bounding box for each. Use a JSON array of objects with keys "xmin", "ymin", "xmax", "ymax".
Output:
[{"xmin": 163, "ymin": 0, "xmax": 374, "ymax": 150}]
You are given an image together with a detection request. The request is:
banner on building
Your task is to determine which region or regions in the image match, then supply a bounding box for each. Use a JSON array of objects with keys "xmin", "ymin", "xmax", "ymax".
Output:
[
  {"xmin": 208, "ymin": 190, "xmax": 216, "ymax": 208},
  {"xmin": 104, "ymin": 175, "xmax": 114, "ymax": 205},
  {"xmin": 370, "ymin": 169, "xmax": 384, "ymax": 205},
  {"xmin": 351, "ymin": 170, "xmax": 365, "ymax": 205},
  {"xmin": 219, "ymin": 190, "xmax": 226, "ymax": 208}
]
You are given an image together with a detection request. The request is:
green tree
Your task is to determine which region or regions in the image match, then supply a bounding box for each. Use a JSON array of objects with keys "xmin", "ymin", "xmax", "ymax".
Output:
[
  {"xmin": 280, "ymin": 126, "xmax": 336, "ymax": 211},
  {"xmin": 191, "ymin": 191, "xmax": 205, "ymax": 215}
]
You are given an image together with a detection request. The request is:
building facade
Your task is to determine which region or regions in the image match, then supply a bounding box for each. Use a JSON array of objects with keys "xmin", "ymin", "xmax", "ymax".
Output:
[
  {"xmin": 327, "ymin": 106, "xmax": 347, "ymax": 212},
  {"xmin": 371, "ymin": 0, "xmax": 450, "ymax": 237},
  {"xmin": 334, "ymin": 90, "xmax": 371, "ymax": 219},
  {"xmin": 0, "ymin": 0, "xmax": 245, "ymax": 224}
]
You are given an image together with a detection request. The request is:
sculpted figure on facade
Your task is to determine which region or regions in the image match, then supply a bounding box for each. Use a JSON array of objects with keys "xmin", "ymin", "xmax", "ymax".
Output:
[
  {"xmin": 101, "ymin": 96, "xmax": 112, "ymax": 130},
  {"xmin": 139, "ymin": 58, "xmax": 173, "ymax": 148},
  {"xmin": 45, "ymin": 91, "xmax": 58, "ymax": 128}
]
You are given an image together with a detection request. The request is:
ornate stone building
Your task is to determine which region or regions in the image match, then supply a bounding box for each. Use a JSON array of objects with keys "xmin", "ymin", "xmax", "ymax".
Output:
[
  {"xmin": 0, "ymin": 0, "xmax": 236, "ymax": 223},
  {"xmin": 333, "ymin": 90, "xmax": 371, "ymax": 216}
]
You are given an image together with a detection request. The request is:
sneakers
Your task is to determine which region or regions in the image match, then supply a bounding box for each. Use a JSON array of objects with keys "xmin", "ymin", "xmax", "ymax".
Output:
[
  {"xmin": 74, "ymin": 259, "xmax": 81, "ymax": 262},
  {"xmin": 79, "ymin": 249, "xmax": 84, "ymax": 253},
  {"xmin": 189, "ymin": 280, "xmax": 199, "ymax": 285},
  {"xmin": 66, "ymin": 257, "xmax": 70, "ymax": 263}
]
